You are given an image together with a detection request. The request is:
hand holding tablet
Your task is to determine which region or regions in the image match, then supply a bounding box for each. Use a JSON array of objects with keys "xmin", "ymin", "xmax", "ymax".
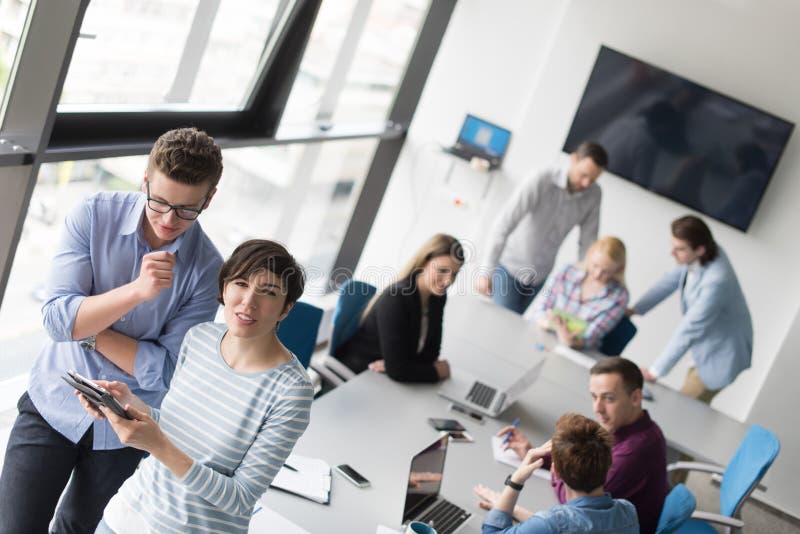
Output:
[{"xmin": 62, "ymin": 370, "xmax": 133, "ymax": 420}]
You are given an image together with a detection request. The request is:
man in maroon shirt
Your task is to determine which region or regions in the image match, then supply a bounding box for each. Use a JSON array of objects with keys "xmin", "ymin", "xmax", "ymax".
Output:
[{"xmin": 474, "ymin": 357, "xmax": 669, "ymax": 534}]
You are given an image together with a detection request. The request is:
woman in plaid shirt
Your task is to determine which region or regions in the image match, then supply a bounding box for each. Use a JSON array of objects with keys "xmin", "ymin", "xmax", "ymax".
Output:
[{"xmin": 531, "ymin": 237, "xmax": 629, "ymax": 350}]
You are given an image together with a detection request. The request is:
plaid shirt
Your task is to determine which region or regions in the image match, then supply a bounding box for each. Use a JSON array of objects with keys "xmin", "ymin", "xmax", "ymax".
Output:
[{"xmin": 533, "ymin": 264, "xmax": 629, "ymax": 350}]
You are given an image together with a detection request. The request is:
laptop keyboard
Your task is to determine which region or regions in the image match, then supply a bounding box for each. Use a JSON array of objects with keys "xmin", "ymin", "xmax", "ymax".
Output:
[
  {"xmin": 418, "ymin": 499, "xmax": 471, "ymax": 534},
  {"xmin": 466, "ymin": 381, "xmax": 497, "ymax": 409}
]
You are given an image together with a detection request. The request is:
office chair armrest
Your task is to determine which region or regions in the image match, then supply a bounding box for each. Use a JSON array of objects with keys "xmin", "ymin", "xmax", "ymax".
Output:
[
  {"xmin": 319, "ymin": 354, "xmax": 357, "ymax": 380},
  {"xmin": 309, "ymin": 360, "xmax": 346, "ymax": 387},
  {"xmin": 667, "ymin": 461, "xmax": 725, "ymax": 475},
  {"xmin": 691, "ymin": 511, "xmax": 744, "ymax": 530}
]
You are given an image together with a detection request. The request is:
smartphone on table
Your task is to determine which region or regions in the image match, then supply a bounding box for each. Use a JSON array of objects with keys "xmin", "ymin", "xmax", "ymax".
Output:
[
  {"xmin": 448, "ymin": 403, "xmax": 484, "ymax": 424},
  {"xmin": 335, "ymin": 464, "xmax": 370, "ymax": 488},
  {"xmin": 427, "ymin": 418, "xmax": 466, "ymax": 432}
]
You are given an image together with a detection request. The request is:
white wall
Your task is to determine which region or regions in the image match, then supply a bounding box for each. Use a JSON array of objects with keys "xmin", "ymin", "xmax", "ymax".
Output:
[
  {"xmin": 359, "ymin": 0, "xmax": 800, "ymax": 516},
  {"xmin": 361, "ymin": 0, "xmax": 800, "ymax": 419},
  {"xmin": 357, "ymin": 0, "xmax": 568, "ymax": 281}
]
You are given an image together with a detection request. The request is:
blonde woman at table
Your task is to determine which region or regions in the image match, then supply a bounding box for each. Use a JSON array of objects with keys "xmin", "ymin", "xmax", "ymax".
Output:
[
  {"xmin": 335, "ymin": 233, "xmax": 464, "ymax": 383},
  {"xmin": 530, "ymin": 236, "xmax": 629, "ymax": 350},
  {"xmin": 77, "ymin": 240, "xmax": 313, "ymax": 534}
]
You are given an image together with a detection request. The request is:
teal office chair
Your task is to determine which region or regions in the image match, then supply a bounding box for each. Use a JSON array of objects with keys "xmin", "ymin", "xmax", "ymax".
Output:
[
  {"xmin": 277, "ymin": 301, "xmax": 323, "ymax": 369},
  {"xmin": 317, "ymin": 279, "xmax": 377, "ymax": 385},
  {"xmin": 599, "ymin": 316, "xmax": 637, "ymax": 355},
  {"xmin": 656, "ymin": 484, "xmax": 696, "ymax": 534},
  {"xmin": 670, "ymin": 425, "xmax": 780, "ymax": 534}
]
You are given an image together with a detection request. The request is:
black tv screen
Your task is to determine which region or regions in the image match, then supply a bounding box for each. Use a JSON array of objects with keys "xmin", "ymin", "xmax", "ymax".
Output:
[{"xmin": 564, "ymin": 45, "xmax": 794, "ymax": 231}]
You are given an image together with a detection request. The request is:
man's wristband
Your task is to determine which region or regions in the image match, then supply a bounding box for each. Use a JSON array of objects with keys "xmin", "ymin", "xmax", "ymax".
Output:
[{"xmin": 504, "ymin": 474, "xmax": 524, "ymax": 491}]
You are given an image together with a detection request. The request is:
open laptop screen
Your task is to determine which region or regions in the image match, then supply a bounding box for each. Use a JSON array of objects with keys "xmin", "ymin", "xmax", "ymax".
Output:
[
  {"xmin": 457, "ymin": 114, "xmax": 512, "ymax": 158},
  {"xmin": 402, "ymin": 435, "xmax": 448, "ymax": 522}
]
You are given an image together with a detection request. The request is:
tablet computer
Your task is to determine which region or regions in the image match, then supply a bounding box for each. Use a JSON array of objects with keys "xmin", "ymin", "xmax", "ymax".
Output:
[
  {"xmin": 62, "ymin": 370, "xmax": 132, "ymax": 420},
  {"xmin": 550, "ymin": 309, "xmax": 588, "ymax": 336}
]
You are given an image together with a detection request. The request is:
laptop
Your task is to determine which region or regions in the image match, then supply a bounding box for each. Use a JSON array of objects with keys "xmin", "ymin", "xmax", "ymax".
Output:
[
  {"xmin": 438, "ymin": 357, "xmax": 545, "ymax": 418},
  {"xmin": 402, "ymin": 435, "xmax": 478, "ymax": 534},
  {"xmin": 443, "ymin": 114, "xmax": 512, "ymax": 170}
]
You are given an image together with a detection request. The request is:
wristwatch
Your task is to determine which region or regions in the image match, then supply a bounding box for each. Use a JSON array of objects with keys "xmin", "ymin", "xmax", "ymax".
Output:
[
  {"xmin": 504, "ymin": 474, "xmax": 524, "ymax": 491},
  {"xmin": 80, "ymin": 334, "xmax": 97, "ymax": 352}
]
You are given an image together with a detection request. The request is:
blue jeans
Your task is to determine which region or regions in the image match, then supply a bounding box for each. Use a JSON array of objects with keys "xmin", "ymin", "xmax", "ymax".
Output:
[
  {"xmin": 0, "ymin": 392, "xmax": 144, "ymax": 534},
  {"xmin": 491, "ymin": 264, "xmax": 544, "ymax": 314}
]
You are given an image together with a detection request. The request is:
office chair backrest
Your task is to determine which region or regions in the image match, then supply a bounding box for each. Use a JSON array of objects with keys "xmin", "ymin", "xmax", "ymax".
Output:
[
  {"xmin": 655, "ymin": 483, "xmax": 696, "ymax": 534},
  {"xmin": 277, "ymin": 301, "xmax": 324, "ymax": 368},
  {"xmin": 720, "ymin": 425, "xmax": 780, "ymax": 518},
  {"xmin": 330, "ymin": 279, "xmax": 377, "ymax": 353},
  {"xmin": 599, "ymin": 315, "xmax": 637, "ymax": 356}
]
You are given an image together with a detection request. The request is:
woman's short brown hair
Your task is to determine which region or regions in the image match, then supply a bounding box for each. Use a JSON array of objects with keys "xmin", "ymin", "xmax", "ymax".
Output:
[
  {"xmin": 551, "ymin": 413, "xmax": 613, "ymax": 493},
  {"xmin": 147, "ymin": 127, "xmax": 223, "ymax": 187},
  {"xmin": 218, "ymin": 240, "xmax": 305, "ymax": 310}
]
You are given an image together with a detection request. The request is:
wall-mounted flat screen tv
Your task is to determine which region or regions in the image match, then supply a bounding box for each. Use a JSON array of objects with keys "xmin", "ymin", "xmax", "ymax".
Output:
[{"xmin": 563, "ymin": 45, "xmax": 794, "ymax": 231}]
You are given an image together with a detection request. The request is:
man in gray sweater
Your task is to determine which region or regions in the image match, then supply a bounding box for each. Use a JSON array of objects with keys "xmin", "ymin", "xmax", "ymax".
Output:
[{"xmin": 477, "ymin": 142, "xmax": 608, "ymax": 314}]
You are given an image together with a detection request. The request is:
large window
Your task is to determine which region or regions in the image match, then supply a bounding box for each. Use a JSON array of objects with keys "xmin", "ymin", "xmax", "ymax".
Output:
[
  {"xmin": 0, "ymin": 0, "xmax": 453, "ymax": 395},
  {"xmin": 280, "ymin": 0, "xmax": 430, "ymax": 127},
  {"xmin": 0, "ymin": 137, "xmax": 378, "ymax": 381},
  {"xmin": 58, "ymin": 0, "xmax": 290, "ymax": 110},
  {"xmin": 331, "ymin": 0, "xmax": 428, "ymax": 124},
  {"xmin": 0, "ymin": 0, "xmax": 31, "ymax": 105}
]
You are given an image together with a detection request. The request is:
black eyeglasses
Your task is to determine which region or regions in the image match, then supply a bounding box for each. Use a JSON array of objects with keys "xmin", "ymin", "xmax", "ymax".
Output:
[{"xmin": 145, "ymin": 181, "xmax": 211, "ymax": 221}]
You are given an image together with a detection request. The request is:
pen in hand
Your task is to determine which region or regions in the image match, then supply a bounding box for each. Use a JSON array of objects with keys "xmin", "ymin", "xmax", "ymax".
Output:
[{"xmin": 501, "ymin": 417, "xmax": 520, "ymax": 449}]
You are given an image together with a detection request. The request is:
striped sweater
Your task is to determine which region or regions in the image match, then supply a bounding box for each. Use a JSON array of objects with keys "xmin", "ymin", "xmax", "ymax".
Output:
[{"xmin": 107, "ymin": 322, "xmax": 313, "ymax": 533}]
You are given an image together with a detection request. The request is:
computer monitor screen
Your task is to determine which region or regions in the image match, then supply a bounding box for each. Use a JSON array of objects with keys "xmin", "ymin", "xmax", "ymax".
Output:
[
  {"xmin": 402, "ymin": 435, "xmax": 448, "ymax": 523},
  {"xmin": 458, "ymin": 114, "xmax": 512, "ymax": 158},
  {"xmin": 563, "ymin": 45, "xmax": 794, "ymax": 232}
]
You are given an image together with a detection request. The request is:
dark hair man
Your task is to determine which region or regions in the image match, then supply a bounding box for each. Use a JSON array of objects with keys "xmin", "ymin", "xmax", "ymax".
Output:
[
  {"xmin": 478, "ymin": 142, "xmax": 608, "ymax": 314},
  {"xmin": 0, "ymin": 128, "xmax": 224, "ymax": 533},
  {"xmin": 476, "ymin": 357, "xmax": 669, "ymax": 534}
]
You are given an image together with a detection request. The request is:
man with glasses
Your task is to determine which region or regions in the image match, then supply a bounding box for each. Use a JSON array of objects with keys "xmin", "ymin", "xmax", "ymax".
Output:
[{"xmin": 0, "ymin": 128, "xmax": 224, "ymax": 534}]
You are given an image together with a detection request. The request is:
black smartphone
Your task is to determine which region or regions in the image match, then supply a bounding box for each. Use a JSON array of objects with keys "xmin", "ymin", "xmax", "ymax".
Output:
[
  {"xmin": 62, "ymin": 370, "xmax": 133, "ymax": 420},
  {"xmin": 448, "ymin": 403, "xmax": 484, "ymax": 424},
  {"xmin": 335, "ymin": 464, "xmax": 370, "ymax": 488},
  {"xmin": 428, "ymin": 418, "xmax": 466, "ymax": 432}
]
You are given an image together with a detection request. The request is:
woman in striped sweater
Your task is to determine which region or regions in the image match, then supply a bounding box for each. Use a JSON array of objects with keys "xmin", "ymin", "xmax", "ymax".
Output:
[{"xmin": 77, "ymin": 240, "xmax": 313, "ymax": 533}]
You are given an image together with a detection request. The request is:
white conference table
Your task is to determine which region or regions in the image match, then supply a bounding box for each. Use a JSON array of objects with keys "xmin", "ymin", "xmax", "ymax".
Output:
[{"xmin": 257, "ymin": 294, "xmax": 750, "ymax": 533}]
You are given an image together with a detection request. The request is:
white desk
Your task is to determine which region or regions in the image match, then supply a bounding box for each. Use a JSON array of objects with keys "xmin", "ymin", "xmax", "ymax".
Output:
[
  {"xmin": 259, "ymin": 371, "xmax": 560, "ymax": 533},
  {"xmin": 258, "ymin": 295, "xmax": 750, "ymax": 532}
]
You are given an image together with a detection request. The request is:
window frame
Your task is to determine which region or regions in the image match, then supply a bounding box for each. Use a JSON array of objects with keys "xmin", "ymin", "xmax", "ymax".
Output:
[{"xmin": 0, "ymin": 0, "xmax": 456, "ymax": 307}]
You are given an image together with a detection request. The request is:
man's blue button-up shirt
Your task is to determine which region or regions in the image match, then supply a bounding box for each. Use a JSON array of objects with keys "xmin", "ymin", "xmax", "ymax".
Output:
[{"xmin": 28, "ymin": 191, "xmax": 222, "ymax": 450}]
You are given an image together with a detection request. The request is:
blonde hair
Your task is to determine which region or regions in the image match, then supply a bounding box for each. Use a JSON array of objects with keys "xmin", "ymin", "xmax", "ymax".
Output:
[
  {"xmin": 581, "ymin": 236, "xmax": 626, "ymax": 285},
  {"xmin": 361, "ymin": 234, "xmax": 464, "ymax": 322},
  {"xmin": 398, "ymin": 233, "xmax": 464, "ymax": 281}
]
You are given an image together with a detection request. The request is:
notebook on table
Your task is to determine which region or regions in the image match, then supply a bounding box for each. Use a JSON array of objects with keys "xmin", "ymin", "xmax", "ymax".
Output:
[{"xmin": 270, "ymin": 454, "xmax": 332, "ymax": 504}]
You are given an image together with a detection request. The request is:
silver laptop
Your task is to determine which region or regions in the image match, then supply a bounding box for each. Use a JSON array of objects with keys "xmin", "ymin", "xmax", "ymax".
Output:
[
  {"xmin": 438, "ymin": 357, "xmax": 545, "ymax": 418},
  {"xmin": 402, "ymin": 435, "xmax": 478, "ymax": 534}
]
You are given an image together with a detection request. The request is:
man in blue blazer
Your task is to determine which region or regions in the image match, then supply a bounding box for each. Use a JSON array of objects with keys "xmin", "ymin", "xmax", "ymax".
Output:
[{"xmin": 631, "ymin": 215, "xmax": 752, "ymax": 403}]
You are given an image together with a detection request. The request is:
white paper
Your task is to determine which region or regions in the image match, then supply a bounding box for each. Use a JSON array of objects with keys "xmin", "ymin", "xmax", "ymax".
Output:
[
  {"xmin": 491, "ymin": 436, "xmax": 551, "ymax": 480},
  {"xmin": 492, "ymin": 435, "xmax": 522, "ymax": 467},
  {"xmin": 375, "ymin": 526, "xmax": 402, "ymax": 534},
  {"xmin": 249, "ymin": 504, "xmax": 310, "ymax": 533},
  {"xmin": 270, "ymin": 454, "xmax": 332, "ymax": 503}
]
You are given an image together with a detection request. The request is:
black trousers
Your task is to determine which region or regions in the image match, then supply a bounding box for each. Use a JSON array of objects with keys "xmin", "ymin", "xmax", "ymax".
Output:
[{"xmin": 0, "ymin": 392, "xmax": 144, "ymax": 534}]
